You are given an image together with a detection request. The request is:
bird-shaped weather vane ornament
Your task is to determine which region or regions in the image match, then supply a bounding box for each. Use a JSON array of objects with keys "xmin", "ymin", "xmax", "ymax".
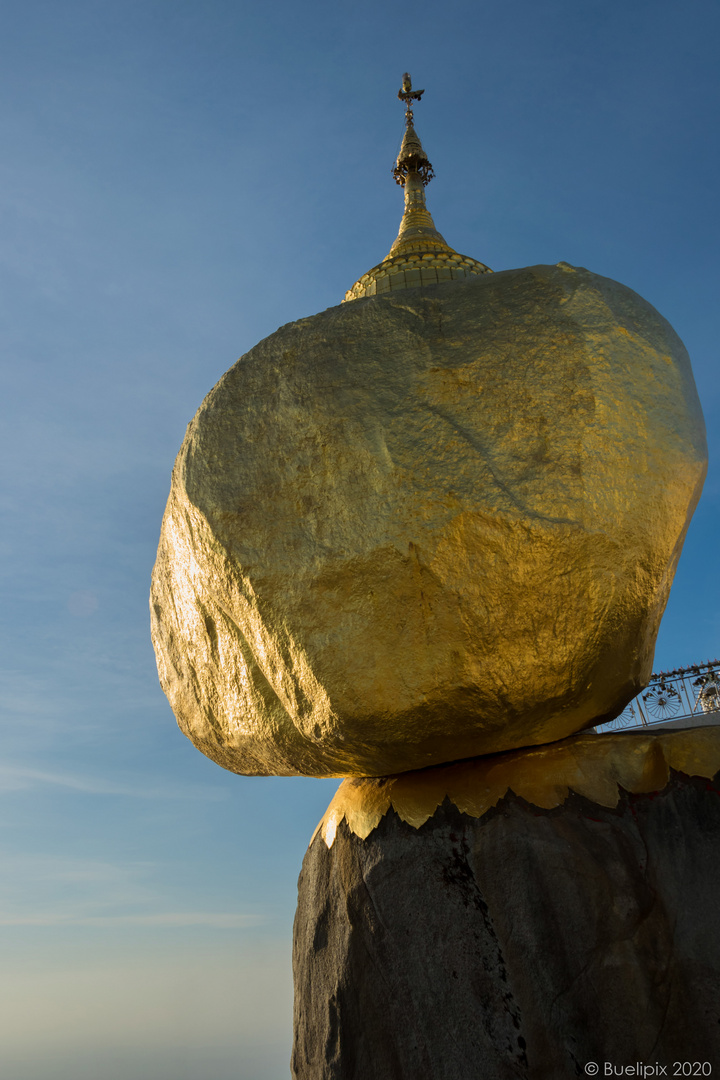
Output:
[{"xmin": 398, "ymin": 72, "xmax": 424, "ymax": 112}]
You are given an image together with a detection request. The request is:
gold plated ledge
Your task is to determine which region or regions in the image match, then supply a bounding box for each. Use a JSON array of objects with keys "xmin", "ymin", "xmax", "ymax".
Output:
[
  {"xmin": 344, "ymin": 250, "xmax": 490, "ymax": 302},
  {"xmin": 313, "ymin": 726, "xmax": 720, "ymax": 848}
]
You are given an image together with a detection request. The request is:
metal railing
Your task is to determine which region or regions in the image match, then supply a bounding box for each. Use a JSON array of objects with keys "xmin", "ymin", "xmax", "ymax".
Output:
[{"xmin": 598, "ymin": 658, "xmax": 720, "ymax": 731}]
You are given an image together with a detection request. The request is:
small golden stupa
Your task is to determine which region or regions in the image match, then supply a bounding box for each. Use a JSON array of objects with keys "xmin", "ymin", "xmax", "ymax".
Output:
[{"xmin": 344, "ymin": 74, "xmax": 491, "ymax": 301}]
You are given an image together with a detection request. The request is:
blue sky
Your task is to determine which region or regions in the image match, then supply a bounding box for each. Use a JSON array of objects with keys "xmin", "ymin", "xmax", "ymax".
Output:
[{"xmin": 1, "ymin": 1, "xmax": 718, "ymax": 1077}]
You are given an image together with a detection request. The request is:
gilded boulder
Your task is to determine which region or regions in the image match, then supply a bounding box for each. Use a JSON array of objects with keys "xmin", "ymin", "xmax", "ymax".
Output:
[{"xmin": 150, "ymin": 264, "xmax": 706, "ymax": 777}]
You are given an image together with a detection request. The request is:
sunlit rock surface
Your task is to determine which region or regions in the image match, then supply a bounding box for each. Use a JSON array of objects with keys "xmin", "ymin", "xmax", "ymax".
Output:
[
  {"xmin": 292, "ymin": 729, "xmax": 720, "ymax": 1079},
  {"xmin": 150, "ymin": 264, "xmax": 706, "ymax": 777}
]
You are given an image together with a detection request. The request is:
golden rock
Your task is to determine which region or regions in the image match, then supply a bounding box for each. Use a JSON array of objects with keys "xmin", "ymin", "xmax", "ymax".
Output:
[{"xmin": 150, "ymin": 264, "xmax": 706, "ymax": 777}]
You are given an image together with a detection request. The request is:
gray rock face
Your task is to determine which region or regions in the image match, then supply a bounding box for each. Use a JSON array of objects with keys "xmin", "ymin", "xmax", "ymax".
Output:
[{"xmin": 292, "ymin": 772, "xmax": 720, "ymax": 1079}]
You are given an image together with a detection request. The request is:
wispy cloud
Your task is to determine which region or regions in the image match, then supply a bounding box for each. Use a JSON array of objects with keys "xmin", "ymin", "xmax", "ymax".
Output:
[
  {"xmin": 0, "ymin": 853, "xmax": 156, "ymax": 913},
  {"xmin": 0, "ymin": 854, "xmax": 267, "ymax": 930},
  {"xmin": 0, "ymin": 763, "xmax": 223, "ymax": 800},
  {"xmin": 0, "ymin": 911, "xmax": 264, "ymax": 928}
]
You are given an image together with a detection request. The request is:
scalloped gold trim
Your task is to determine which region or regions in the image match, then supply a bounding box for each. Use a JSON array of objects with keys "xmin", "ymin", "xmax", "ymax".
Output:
[{"xmin": 313, "ymin": 727, "xmax": 720, "ymax": 848}]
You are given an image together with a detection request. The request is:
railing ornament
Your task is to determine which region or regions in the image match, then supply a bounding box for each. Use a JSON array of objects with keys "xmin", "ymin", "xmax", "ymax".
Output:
[{"xmin": 603, "ymin": 659, "xmax": 720, "ymax": 730}]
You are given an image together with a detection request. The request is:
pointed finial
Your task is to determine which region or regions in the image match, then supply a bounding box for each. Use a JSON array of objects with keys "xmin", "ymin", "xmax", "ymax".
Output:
[{"xmin": 394, "ymin": 73, "xmax": 434, "ymax": 187}]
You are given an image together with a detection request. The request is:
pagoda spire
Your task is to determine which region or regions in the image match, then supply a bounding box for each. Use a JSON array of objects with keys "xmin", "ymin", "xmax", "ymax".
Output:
[
  {"xmin": 344, "ymin": 74, "xmax": 491, "ymax": 303},
  {"xmin": 388, "ymin": 73, "xmax": 449, "ymax": 258}
]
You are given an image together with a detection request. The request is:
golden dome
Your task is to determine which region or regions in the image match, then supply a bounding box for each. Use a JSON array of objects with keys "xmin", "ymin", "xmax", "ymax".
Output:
[{"xmin": 344, "ymin": 75, "xmax": 491, "ymax": 302}]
